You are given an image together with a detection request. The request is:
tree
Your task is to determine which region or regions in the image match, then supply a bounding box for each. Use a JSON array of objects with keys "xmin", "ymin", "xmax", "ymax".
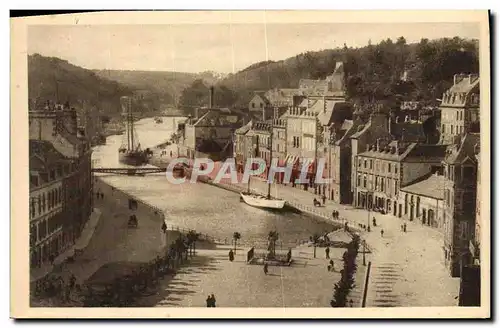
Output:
[
  {"xmin": 233, "ymin": 232, "xmax": 241, "ymax": 254},
  {"xmin": 311, "ymin": 233, "xmax": 321, "ymax": 259},
  {"xmin": 267, "ymin": 230, "xmax": 279, "ymax": 259}
]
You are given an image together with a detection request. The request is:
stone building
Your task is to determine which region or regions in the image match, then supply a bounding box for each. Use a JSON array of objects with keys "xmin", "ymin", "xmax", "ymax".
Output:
[
  {"xmin": 328, "ymin": 119, "xmax": 363, "ymax": 203},
  {"xmin": 399, "ymin": 173, "xmax": 446, "ymax": 229},
  {"xmin": 470, "ymin": 151, "xmax": 481, "ymax": 265},
  {"xmin": 271, "ymin": 118, "xmax": 287, "ymax": 162},
  {"xmin": 439, "ymin": 74, "xmax": 480, "ymax": 145},
  {"xmin": 248, "ymin": 92, "xmax": 271, "ymax": 121},
  {"xmin": 234, "ymin": 121, "xmax": 253, "ymax": 172},
  {"xmin": 442, "ymin": 133, "xmax": 480, "ymax": 277},
  {"xmin": 354, "ymin": 140, "xmax": 446, "ymax": 217},
  {"xmin": 29, "ymin": 140, "xmax": 66, "ymax": 275},
  {"xmin": 350, "ymin": 109, "xmax": 393, "ymax": 202},
  {"xmin": 29, "ymin": 101, "xmax": 93, "ymax": 280}
]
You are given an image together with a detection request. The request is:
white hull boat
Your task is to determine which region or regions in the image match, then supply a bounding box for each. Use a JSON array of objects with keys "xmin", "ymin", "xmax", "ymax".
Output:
[{"xmin": 240, "ymin": 192, "xmax": 286, "ymax": 210}]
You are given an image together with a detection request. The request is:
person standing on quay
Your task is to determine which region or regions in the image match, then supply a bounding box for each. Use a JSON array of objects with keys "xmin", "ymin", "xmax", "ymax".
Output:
[
  {"xmin": 211, "ymin": 294, "xmax": 216, "ymax": 307},
  {"xmin": 325, "ymin": 247, "xmax": 330, "ymax": 259},
  {"xmin": 263, "ymin": 262, "xmax": 269, "ymax": 275},
  {"xmin": 228, "ymin": 249, "xmax": 234, "ymax": 262}
]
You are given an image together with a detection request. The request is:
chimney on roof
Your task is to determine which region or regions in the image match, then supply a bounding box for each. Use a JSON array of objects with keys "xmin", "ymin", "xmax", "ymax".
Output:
[
  {"xmin": 469, "ymin": 74, "xmax": 479, "ymax": 84},
  {"xmin": 454, "ymin": 73, "xmax": 467, "ymax": 85}
]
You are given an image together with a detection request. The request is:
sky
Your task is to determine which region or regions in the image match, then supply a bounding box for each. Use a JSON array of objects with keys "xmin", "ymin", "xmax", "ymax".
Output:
[{"xmin": 28, "ymin": 23, "xmax": 480, "ymax": 74}]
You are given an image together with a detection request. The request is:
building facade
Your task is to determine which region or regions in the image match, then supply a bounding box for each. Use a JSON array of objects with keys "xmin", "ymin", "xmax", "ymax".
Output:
[
  {"xmin": 271, "ymin": 118, "xmax": 287, "ymax": 162},
  {"xmin": 399, "ymin": 173, "xmax": 446, "ymax": 230},
  {"xmin": 439, "ymin": 74, "xmax": 480, "ymax": 145},
  {"xmin": 29, "ymin": 140, "xmax": 65, "ymax": 271},
  {"xmin": 354, "ymin": 140, "xmax": 446, "ymax": 217},
  {"xmin": 442, "ymin": 133, "xmax": 480, "ymax": 277},
  {"xmin": 29, "ymin": 101, "xmax": 93, "ymax": 279}
]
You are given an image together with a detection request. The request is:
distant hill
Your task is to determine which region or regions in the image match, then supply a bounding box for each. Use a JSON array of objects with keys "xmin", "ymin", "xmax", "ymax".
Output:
[
  {"xmin": 93, "ymin": 69, "xmax": 225, "ymax": 107},
  {"xmin": 28, "ymin": 53, "xmax": 133, "ymax": 116},
  {"xmin": 210, "ymin": 37, "xmax": 479, "ymax": 109}
]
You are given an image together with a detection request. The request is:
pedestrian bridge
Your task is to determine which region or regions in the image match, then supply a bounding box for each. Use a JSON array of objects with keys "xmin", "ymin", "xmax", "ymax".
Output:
[{"xmin": 91, "ymin": 167, "xmax": 170, "ymax": 176}]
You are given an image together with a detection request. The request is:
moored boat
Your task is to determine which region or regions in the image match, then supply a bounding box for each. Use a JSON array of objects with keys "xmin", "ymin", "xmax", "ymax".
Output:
[
  {"xmin": 240, "ymin": 192, "xmax": 286, "ymax": 210},
  {"xmin": 118, "ymin": 96, "xmax": 151, "ymax": 166}
]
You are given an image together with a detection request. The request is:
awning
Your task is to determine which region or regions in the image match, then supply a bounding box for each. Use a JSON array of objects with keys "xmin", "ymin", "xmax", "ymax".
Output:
[{"xmin": 285, "ymin": 155, "xmax": 300, "ymax": 168}]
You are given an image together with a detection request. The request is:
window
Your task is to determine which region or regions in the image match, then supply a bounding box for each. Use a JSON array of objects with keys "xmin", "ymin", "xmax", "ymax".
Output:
[
  {"xmin": 357, "ymin": 174, "xmax": 361, "ymax": 186},
  {"xmin": 364, "ymin": 160, "xmax": 367, "ymax": 169},
  {"xmin": 363, "ymin": 175, "xmax": 367, "ymax": 188},
  {"xmin": 381, "ymin": 178, "xmax": 385, "ymax": 192},
  {"xmin": 388, "ymin": 163, "xmax": 392, "ymax": 173},
  {"xmin": 252, "ymin": 103, "xmax": 255, "ymax": 108},
  {"xmin": 358, "ymin": 159, "xmax": 362, "ymax": 167},
  {"xmin": 370, "ymin": 160, "xmax": 373, "ymax": 170},
  {"xmin": 442, "ymin": 124, "xmax": 445, "ymax": 133},
  {"xmin": 48, "ymin": 192, "xmax": 52, "ymax": 210},
  {"xmin": 30, "ymin": 199, "xmax": 35, "ymax": 219},
  {"xmin": 451, "ymin": 125, "xmax": 454, "ymax": 134},
  {"xmin": 395, "ymin": 165, "xmax": 398, "ymax": 174},
  {"xmin": 375, "ymin": 177, "xmax": 378, "ymax": 190},
  {"xmin": 456, "ymin": 111, "xmax": 459, "ymax": 120}
]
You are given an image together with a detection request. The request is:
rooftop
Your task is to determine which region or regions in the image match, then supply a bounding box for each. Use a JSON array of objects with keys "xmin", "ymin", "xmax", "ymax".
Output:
[
  {"xmin": 29, "ymin": 139, "xmax": 68, "ymax": 170},
  {"xmin": 444, "ymin": 133, "xmax": 480, "ymax": 165},
  {"xmin": 400, "ymin": 173, "xmax": 447, "ymax": 200}
]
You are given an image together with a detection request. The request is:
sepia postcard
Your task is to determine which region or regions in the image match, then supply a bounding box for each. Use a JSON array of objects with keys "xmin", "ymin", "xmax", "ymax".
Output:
[{"xmin": 10, "ymin": 10, "xmax": 491, "ymax": 319}]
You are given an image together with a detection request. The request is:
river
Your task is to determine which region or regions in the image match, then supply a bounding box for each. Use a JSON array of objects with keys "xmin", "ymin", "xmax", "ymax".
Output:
[{"xmin": 92, "ymin": 117, "xmax": 338, "ymax": 248}]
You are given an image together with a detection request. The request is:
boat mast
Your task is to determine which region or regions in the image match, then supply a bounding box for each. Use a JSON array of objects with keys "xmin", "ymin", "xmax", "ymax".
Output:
[
  {"xmin": 267, "ymin": 127, "xmax": 273, "ymax": 199},
  {"xmin": 129, "ymin": 97, "xmax": 134, "ymax": 150}
]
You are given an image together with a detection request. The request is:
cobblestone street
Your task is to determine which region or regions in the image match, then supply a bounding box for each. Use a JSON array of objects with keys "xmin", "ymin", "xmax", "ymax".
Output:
[
  {"xmin": 136, "ymin": 244, "xmax": 346, "ymax": 307},
  {"xmin": 219, "ymin": 177, "xmax": 460, "ymax": 307}
]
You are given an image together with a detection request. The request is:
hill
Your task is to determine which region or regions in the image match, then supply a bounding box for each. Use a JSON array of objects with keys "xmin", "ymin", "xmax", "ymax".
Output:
[
  {"xmin": 93, "ymin": 69, "xmax": 225, "ymax": 108},
  {"xmin": 181, "ymin": 36, "xmax": 479, "ymax": 110},
  {"xmin": 28, "ymin": 53, "xmax": 133, "ymax": 116}
]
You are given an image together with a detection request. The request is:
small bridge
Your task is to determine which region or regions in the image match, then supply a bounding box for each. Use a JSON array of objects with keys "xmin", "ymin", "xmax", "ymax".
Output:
[{"xmin": 92, "ymin": 167, "xmax": 169, "ymax": 176}]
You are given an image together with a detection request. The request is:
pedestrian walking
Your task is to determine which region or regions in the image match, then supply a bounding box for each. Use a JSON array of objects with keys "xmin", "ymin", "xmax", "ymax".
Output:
[
  {"xmin": 263, "ymin": 263, "xmax": 269, "ymax": 275},
  {"xmin": 170, "ymin": 150, "xmax": 173, "ymax": 157},
  {"xmin": 327, "ymin": 264, "xmax": 332, "ymax": 272},
  {"xmin": 325, "ymin": 247, "xmax": 330, "ymax": 259},
  {"xmin": 206, "ymin": 295, "xmax": 212, "ymax": 307},
  {"xmin": 329, "ymin": 259, "xmax": 334, "ymax": 271},
  {"xmin": 401, "ymin": 224, "xmax": 404, "ymax": 232},
  {"xmin": 322, "ymin": 194, "xmax": 326, "ymax": 205},
  {"xmin": 403, "ymin": 223, "xmax": 407, "ymax": 232},
  {"xmin": 228, "ymin": 249, "xmax": 234, "ymax": 262},
  {"xmin": 211, "ymin": 294, "xmax": 216, "ymax": 307},
  {"xmin": 380, "ymin": 229, "xmax": 384, "ymax": 237}
]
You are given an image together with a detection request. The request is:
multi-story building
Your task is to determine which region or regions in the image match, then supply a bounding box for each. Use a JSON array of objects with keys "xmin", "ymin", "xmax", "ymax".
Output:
[
  {"xmin": 29, "ymin": 140, "xmax": 65, "ymax": 272},
  {"xmin": 29, "ymin": 101, "xmax": 93, "ymax": 241},
  {"xmin": 29, "ymin": 101, "xmax": 93, "ymax": 279},
  {"xmin": 471, "ymin": 151, "xmax": 481, "ymax": 265},
  {"xmin": 439, "ymin": 74, "xmax": 480, "ymax": 145},
  {"xmin": 354, "ymin": 139, "xmax": 446, "ymax": 217},
  {"xmin": 234, "ymin": 121, "xmax": 253, "ymax": 172},
  {"xmin": 350, "ymin": 108, "xmax": 393, "ymax": 204},
  {"xmin": 442, "ymin": 133, "xmax": 480, "ymax": 277},
  {"xmin": 399, "ymin": 172, "xmax": 446, "ymax": 229},
  {"xmin": 328, "ymin": 119, "xmax": 362, "ymax": 203},
  {"xmin": 271, "ymin": 118, "xmax": 287, "ymax": 162}
]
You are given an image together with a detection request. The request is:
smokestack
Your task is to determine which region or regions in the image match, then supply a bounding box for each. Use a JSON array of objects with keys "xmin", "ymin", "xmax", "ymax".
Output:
[{"xmin": 209, "ymin": 86, "xmax": 214, "ymax": 108}]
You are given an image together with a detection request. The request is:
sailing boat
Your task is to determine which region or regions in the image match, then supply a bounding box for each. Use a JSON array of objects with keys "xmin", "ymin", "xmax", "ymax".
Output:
[
  {"xmin": 118, "ymin": 96, "xmax": 151, "ymax": 166},
  {"xmin": 240, "ymin": 129, "xmax": 286, "ymax": 210}
]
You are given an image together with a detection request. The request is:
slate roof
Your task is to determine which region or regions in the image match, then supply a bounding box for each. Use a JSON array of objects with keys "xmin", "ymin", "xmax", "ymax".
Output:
[
  {"xmin": 400, "ymin": 173, "xmax": 447, "ymax": 200},
  {"xmin": 449, "ymin": 74, "xmax": 480, "ymax": 93},
  {"xmin": 444, "ymin": 133, "xmax": 480, "ymax": 165},
  {"xmin": 29, "ymin": 140, "xmax": 67, "ymax": 171}
]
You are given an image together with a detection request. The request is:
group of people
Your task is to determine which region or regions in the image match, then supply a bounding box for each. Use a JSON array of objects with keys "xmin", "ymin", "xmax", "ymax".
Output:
[
  {"xmin": 313, "ymin": 195, "xmax": 327, "ymax": 207},
  {"xmin": 206, "ymin": 294, "xmax": 217, "ymax": 307},
  {"xmin": 325, "ymin": 247, "xmax": 336, "ymax": 272},
  {"xmin": 159, "ymin": 150, "xmax": 173, "ymax": 157},
  {"xmin": 33, "ymin": 273, "xmax": 80, "ymax": 306},
  {"xmin": 95, "ymin": 191, "xmax": 105, "ymax": 200}
]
